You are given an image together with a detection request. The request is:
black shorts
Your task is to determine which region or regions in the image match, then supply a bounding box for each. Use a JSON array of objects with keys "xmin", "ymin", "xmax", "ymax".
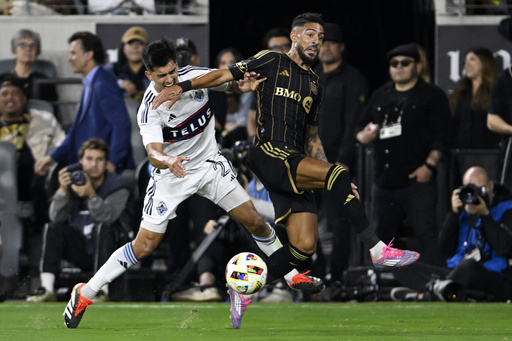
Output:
[{"xmin": 247, "ymin": 141, "xmax": 317, "ymax": 225}]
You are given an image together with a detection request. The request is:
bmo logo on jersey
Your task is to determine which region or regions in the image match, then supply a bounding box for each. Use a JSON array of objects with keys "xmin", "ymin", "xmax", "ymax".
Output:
[
  {"xmin": 274, "ymin": 87, "xmax": 313, "ymax": 114},
  {"xmin": 162, "ymin": 103, "xmax": 213, "ymax": 142}
]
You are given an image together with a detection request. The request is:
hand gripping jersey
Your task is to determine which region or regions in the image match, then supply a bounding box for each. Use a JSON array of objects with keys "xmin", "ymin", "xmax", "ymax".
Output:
[
  {"xmin": 228, "ymin": 50, "xmax": 324, "ymax": 154},
  {"xmin": 137, "ymin": 65, "xmax": 231, "ymax": 171}
]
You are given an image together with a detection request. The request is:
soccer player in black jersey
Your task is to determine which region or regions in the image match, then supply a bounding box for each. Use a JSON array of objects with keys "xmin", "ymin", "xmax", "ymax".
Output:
[{"xmin": 154, "ymin": 11, "xmax": 420, "ymax": 324}]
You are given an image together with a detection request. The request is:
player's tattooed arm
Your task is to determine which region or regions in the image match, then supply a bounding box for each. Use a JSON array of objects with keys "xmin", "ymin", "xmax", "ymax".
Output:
[{"xmin": 305, "ymin": 125, "xmax": 328, "ymax": 162}]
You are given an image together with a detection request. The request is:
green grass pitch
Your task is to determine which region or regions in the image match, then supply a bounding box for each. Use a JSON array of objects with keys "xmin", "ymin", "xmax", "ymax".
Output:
[{"xmin": 1, "ymin": 301, "xmax": 511, "ymax": 340}]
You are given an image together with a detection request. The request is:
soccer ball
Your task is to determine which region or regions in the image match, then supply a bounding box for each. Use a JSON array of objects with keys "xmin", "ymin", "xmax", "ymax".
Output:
[{"xmin": 225, "ymin": 252, "xmax": 268, "ymax": 295}]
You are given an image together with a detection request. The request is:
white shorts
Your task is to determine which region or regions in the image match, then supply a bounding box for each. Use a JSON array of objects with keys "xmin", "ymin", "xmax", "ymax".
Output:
[{"xmin": 140, "ymin": 152, "xmax": 250, "ymax": 233}]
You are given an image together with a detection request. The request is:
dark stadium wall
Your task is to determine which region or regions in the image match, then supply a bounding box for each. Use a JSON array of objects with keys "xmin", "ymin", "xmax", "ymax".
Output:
[{"xmin": 209, "ymin": 0, "xmax": 435, "ymax": 93}]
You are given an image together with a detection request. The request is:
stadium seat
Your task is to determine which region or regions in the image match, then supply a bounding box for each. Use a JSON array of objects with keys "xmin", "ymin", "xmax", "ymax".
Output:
[
  {"xmin": 0, "ymin": 59, "xmax": 57, "ymax": 79},
  {"xmin": 124, "ymin": 97, "xmax": 146, "ymax": 166},
  {"xmin": 54, "ymin": 219, "xmax": 131, "ymax": 301},
  {"xmin": 27, "ymin": 98, "xmax": 54, "ymax": 114},
  {"xmin": 0, "ymin": 142, "xmax": 23, "ymax": 279}
]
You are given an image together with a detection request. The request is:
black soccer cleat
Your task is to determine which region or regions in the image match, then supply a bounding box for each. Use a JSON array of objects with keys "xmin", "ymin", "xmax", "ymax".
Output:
[{"xmin": 63, "ymin": 283, "xmax": 93, "ymax": 328}]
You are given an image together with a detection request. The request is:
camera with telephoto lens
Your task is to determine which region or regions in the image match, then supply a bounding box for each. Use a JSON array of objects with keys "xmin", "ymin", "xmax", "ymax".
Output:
[
  {"xmin": 458, "ymin": 183, "xmax": 489, "ymax": 206},
  {"xmin": 66, "ymin": 163, "xmax": 86, "ymax": 186}
]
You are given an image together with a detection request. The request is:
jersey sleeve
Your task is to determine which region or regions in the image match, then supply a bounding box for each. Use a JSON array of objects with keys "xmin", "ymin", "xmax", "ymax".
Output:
[
  {"xmin": 308, "ymin": 81, "xmax": 323, "ymax": 127},
  {"xmin": 137, "ymin": 88, "xmax": 164, "ymax": 147},
  {"xmin": 228, "ymin": 50, "xmax": 276, "ymax": 80}
]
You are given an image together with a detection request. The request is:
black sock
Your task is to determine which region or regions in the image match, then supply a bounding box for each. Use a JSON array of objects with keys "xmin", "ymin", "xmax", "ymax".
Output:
[
  {"xmin": 265, "ymin": 243, "xmax": 313, "ymax": 283},
  {"xmin": 325, "ymin": 165, "xmax": 379, "ymax": 249}
]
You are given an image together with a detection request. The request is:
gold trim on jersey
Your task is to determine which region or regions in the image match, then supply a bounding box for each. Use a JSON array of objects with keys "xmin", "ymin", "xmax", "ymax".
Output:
[
  {"xmin": 262, "ymin": 142, "xmax": 290, "ymax": 159},
  {"xmin": 254, "ymin": 50, "xmax": 275, "ymax": 59},
  {"xmin": 275, "ymin": 208, "xmax": 292, "ymax": 226},
  {"xmin": 261, "ymin": 142, "xmax": 303, "ymax": 195}
]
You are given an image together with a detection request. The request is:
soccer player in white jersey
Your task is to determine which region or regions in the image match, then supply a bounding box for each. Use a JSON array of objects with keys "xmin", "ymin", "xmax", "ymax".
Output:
[{"xmin": 63, "ymin": 38, "xmax": 314, "ymax": 330}]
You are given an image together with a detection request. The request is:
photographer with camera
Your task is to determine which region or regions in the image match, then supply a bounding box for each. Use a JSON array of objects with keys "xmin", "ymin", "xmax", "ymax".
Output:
[
  {"xmin": 26, "ymin": 138, "xmax": 130, "ymax": 302},
  {"xmin": 391, "ymin": 166, "xmax": 512, "ymax": 302}
]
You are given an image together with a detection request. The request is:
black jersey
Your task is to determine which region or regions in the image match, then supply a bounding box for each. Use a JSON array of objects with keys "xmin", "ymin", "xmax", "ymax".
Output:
[{"xmin": 229, "ymin": 50, "xmax": 323, "ymax": 153}]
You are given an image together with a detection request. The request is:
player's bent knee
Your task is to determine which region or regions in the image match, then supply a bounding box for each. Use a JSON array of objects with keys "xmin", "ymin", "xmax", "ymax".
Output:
[
  {"xmin": 287, "ymin": 235, "xmax": 317, "ymax": 255},
  {"xmin": 295, "ymin": 243, "xmax": 317, "ymax": 255}
]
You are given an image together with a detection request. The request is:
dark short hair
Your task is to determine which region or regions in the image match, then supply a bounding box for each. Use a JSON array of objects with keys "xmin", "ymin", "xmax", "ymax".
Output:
[
  {"xmin": 11, "ymin": 29, "xmax": 41, "ymax": 56},
  {"xmin": 214, "ymin": 47, "xmax": 242, "ymax": 68},
  {"xmin": 78, "ymin": 137, "xmax": 110, "ymax": 161},
  {"xmin": 142, "ymin": 38, "xmax": 177, "ymax": 72},
  {"xmin": 68, "ymin": 32, "xmax": 107, "ymax": 65},
  {"xmin": 262, "ymin": 27, "xmax": 291, "ymax": 48},
  {"xmin": 291, "ymin": 12, "xmax": 324, "ymax": 31}
]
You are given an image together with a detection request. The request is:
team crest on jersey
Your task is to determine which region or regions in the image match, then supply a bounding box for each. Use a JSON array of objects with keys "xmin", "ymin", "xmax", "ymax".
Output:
[
  {"xmin": 310, "ymin": 81, "xmax": 318, "ymax": 95},
  {"xmin": 303, "ymin": 96, "xmax": 313, "ymax": 114},
  {"xmin": 194, "ymin": 90, "xmax": 204, "ymax": 102},
  {"xmin": 235, "ymin": 60, "xmax": 248, "ymax": 73},
  {"xmin": 156, "ymin": 201, "xmax": 168, "ymax": 216}
]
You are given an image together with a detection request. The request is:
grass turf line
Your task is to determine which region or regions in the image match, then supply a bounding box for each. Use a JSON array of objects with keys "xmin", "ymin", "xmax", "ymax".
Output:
[{"xmin": 0, "ymin": 301, "xmax": 511, "ymax": 340}]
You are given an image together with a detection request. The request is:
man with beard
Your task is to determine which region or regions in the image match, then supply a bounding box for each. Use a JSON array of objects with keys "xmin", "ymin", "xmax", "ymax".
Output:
[
  {"xmin": 356, "ymin": 44, "xmax": 452, "ymax": 266},
  {"xmin": 153, "ymin": 12, "xmax": 420, "ymax": 326}
]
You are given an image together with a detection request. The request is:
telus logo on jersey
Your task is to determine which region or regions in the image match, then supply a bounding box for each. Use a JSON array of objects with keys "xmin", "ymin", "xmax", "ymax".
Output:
[
  {"xmin": 274, "ymin": 87, "xmax": 314, "ymax": 114},
  {"xmin": 162, "ymin": 102, "xmax": 213, "ymax": 142}
]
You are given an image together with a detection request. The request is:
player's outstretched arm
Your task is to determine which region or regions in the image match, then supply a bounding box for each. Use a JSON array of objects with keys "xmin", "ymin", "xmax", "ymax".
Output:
[
  {"xmin": 146, "ymin": 142, "xmax": 190, "ymax": 178},
  {"xmin": 152, "ymin": 68, "xmax": 235, "ymax": 110}
]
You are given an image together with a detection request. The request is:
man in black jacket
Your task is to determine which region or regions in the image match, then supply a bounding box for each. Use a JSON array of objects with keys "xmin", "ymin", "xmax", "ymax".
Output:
[{"xmin": 356, "ymin": 43, "xmax": 452, "ymax": 266}]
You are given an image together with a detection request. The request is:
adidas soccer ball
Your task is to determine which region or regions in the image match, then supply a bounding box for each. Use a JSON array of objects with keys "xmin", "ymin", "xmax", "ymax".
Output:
[{"xmin": 225, "ymin": 252, "xmax": 268, "ymax": 295}]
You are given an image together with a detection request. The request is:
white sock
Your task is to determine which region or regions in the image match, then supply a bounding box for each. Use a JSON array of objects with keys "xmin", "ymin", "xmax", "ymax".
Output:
[
  {"xmin": 252, "ymin": 224, "xmax": 283, "ymax": 256},
  {"xmin": 251, "ymin": 225, "xmax": 300, "ymax": 283},
  {"xmin": 370, "ymin": 241, "xmax": 387, "ymax": 259},
  {"xmin": 101, "ymin": 285, "xmax": 109, "ymax": 295},
  {"xmin": 284, "ymin": 269, "xmax": 299, "ymax": 283},
  {"xmin": 81, "ymin": 242, "xmax": 138, "ymax": 300},
  {"xmin": 40, "ymin": 272, "xmax": 55, "ymax": 294}
]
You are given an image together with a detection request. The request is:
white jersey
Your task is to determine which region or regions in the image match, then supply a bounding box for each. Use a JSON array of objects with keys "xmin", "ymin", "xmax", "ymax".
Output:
[{"xmin": 137, "ymin": 65, "xmax": 231, "ymax": 171}]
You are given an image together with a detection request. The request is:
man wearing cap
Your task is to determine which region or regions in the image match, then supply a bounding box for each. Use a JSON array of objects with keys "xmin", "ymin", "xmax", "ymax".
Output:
[
  {"xmin": 106, "ymin": 26, "xmax": 150, "ymax": 101},
  {"xmin": 313, "ymin": 23, "xmax": 369, "ymax": 293},
  {"xmin": 356, "ymin": 43, "xmax": 452, "ymax": 266},
  {"xmin": 35, "ymin": 31, "xmax": 133, "ymax": 175},
  {"xmin": 175, "ymin": 37, "xmax": 200, "ymax": 67}
]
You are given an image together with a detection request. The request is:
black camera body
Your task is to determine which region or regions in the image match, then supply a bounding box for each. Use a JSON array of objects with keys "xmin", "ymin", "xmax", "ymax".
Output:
[
  {"xmin": 458, "ymin": 184, "xmax": 489, "ymax": 206},
  {"xmin": 66, "ymin": 163, "xmax": 87, "ymax": 186},
  {"xmin": 177, "ymin": 51, "xmax": 193, "ymax": 67}
]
